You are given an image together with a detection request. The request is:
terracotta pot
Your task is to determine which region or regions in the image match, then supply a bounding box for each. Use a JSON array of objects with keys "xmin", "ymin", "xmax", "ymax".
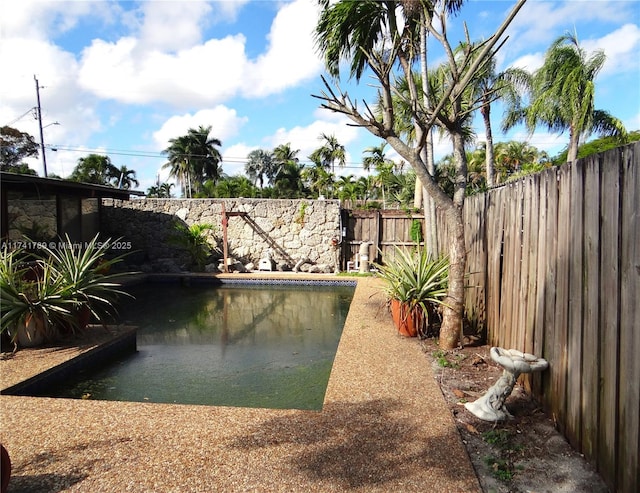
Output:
[
  {"xmin": 1, "ymin": 444, "xmax": 10, "ymax": 493},
  {"xmin": 16, "ymin": 313, "xmax": 48, "ymax": 347},
  {"xmin": 389, "ymin": 299, "xmax": 423, "ymax": 337}
]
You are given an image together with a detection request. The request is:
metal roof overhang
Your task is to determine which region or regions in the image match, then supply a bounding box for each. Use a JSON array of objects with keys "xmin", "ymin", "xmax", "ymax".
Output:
[{"xmin": 0, "ymin": 172, "xmax": 145, "ymax": 200}]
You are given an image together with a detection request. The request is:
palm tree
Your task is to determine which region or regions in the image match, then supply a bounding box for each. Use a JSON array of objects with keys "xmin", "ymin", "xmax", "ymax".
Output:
[
  {"xmin": 113, "ymin": 165, "xmax": 139, "ymax": 189},
  {"xmin": 309, "ymin": 133, "xmax": 345, "ymax": 176},
  {"xmin": 162, "ymin": 126, "xmax": 223, "ymax": 197},
  {"xmin": 303, "ymin": 159, "xmax": 334, "ymax": 199},
  {"xmin": 273, "ymin": 143, "xmax": 300, "ymax": 168},
  {"xmin": 69, "ymin": 154, "xmax": 119, "ymax": 185},
  {"xmin": 273, "ymin": 161, "xmax": 306, "ymax": 198},
  {"xmin": 503, "ymin": 31, "xmax": 627, "ymax": 163},
  {"xmin": 494, "ymin": 141, "xmax": 549, "ymax": 183},
  {"xmin": 460, "ymin": 42, "xmax": 523, "ymax": 187},
  {"xmin": 186, "ymin": 126, "xmax": 223, "ymax": 191},
  {"xmin": 245, "ymin": 149, "xmax": 275, "ymax": 189},
  {"xmin": 162, "ymin": 135, "xmax": 192, "ymax": 197},
  {"xmin": 335, "ymin": 175, "xmax": 358, "ymax": 208}
]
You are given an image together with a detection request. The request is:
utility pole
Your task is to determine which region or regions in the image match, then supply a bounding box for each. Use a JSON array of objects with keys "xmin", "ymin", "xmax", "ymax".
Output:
[{"xmin": 34, "ymin": 74, "xmax": 48, "ymax": 177}]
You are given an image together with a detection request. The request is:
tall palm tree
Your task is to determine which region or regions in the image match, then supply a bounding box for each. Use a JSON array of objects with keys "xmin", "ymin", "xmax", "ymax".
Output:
[
  {"xmin": 185, "ymin": 125, "xmax": 223, "ymax": 192},
  {"xmin": 273, "ymin": 143, "xmax": 300, "ymax": 168},
  {"xmin": 503, "ymin": 31, "xmax": 627, "ymax": 163},
  {"xmin": 460, "ymin": 41, "xmax": 523, "ymax": 187},
  {"xmin": 162, "ymin": 126, "xmax": 223, "ymax": 197},
  {"xmin": 309, "ymin": 133, "xmax": 346, "ymax": 176},
  {"xmin": 245, "ymin": 149, "xmax": 274, "ymax": 189},
  {"xmin": 162, "ymin": 135, "xmax": 192, "ymax": 197},
  {"xmin": 113, "ymin": 165, "xmax": 139, "ymax": 189}
]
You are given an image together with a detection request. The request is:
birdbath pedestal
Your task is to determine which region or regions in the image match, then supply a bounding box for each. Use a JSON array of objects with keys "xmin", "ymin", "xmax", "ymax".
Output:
[{"xmin": 465, "ymin": 347, "xmax": 549, "ymax": 421}]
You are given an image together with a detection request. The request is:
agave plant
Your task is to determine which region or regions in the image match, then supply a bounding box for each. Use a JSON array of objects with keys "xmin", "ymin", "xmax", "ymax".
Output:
[
  {"xmin": 44, "ymin": 234, "xmax": 134, "ymax": 327},
  {"xmin": 1, "ymin": 246, "xmax": 74, "ymax": 347},
  {"xmin": 0, "ymin": 235, "xmax": 134, "ymax": 349},
  {"xmin": 376, "ymin": 246, "xmax": 449, "ymax": 337}
]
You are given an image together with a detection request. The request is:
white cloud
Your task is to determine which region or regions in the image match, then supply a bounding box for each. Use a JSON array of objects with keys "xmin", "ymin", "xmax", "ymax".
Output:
[
  {"xmin": 583, "ymin": 24, "xmax": 640, "ymax": 76},
  {"xmin": 152, "ymin": 107, "xmax": 248, "ymax": 150},
  {"xmin": 137, "ymin": 1, "xmax": 212, "ymax": 52},
  {"xmin": 242, "ymin": 0, "xmax": 324, "ymax": 98},
  {"xmin": 78, "ymin": 34, "xmax": 249, "ymax": 106},
  {"xmin": 0, "ymin": 0, "xmax": 116, "ymax": 39},
  {"xmin": 508, "ymin": 53, "xmax": 544, "ymax": 72},
  {"xmin": 76, "ymin": 0, "xmax": 323, "ymax": 108},
  {"xmin": 269, "ymin": 115, "xmax": 360, "ymax": 163}
]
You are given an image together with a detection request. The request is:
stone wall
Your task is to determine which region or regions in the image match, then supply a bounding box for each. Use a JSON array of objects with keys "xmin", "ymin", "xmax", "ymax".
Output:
[{"xmin": 101, "ymin": 198, "xmax": 342, "ymax": 273}]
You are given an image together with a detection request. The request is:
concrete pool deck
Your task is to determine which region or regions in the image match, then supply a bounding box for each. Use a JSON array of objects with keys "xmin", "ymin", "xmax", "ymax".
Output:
[{"xmin": 0, "ymin": 275, "xmax": 481, "ymax": 492}]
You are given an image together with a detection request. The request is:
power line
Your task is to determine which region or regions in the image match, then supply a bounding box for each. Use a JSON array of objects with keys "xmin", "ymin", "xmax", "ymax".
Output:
[
  {"xmin": 43, "ymin": 144, "xmax": 370, "ymax": 169},
  {"xmin": 3, "ymin": 107, "xmax": 36, "ymax": 127}
]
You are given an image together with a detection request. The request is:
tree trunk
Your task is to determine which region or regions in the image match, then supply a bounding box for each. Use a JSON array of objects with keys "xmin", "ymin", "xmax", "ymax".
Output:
[
  {"xmin": 413, "ymin": 177, "xmax": 423, "ymax": 209},
  {"xmin": 439, "ymin": 204, "xmax": 466, "ymax": 349},
  {"xmin": 438, "ymin": 131, "xmax": 468, "ymax": 349},
  {"xmin": 482, "ymin": 103, "xmax": 495, "ymax": 188},
  {"xmin": 567, "ymin": 125, "xmax": 580, "ymax": 163},
  {"xmin": 386, "ymin": 133, "xmax": 465, "ymax": 350}
]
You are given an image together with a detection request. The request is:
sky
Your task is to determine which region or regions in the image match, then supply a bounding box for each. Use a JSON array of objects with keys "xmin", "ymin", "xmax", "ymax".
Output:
[{"xmin": 1, "ymin": 0, "xmax": 639, "ymax": 193}]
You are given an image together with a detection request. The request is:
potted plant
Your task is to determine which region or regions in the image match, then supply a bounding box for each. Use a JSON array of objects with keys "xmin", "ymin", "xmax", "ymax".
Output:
[
  {"xmin": 1, "ymin": 235, "xmax": 133, "ymax": 350},
  {"xmin": 46, "ymin": 234, "xmax": 134, "ymax": 332},
  {"xmin": 0, "ymin": 248, "xmax": 72, "ymax": 347},
  {"xmin": 376, "ymin": 246, "xmax": 449, "ymax": 338}
]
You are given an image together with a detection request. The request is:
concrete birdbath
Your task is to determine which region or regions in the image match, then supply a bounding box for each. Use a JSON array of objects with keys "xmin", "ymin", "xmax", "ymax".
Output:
[{"xmin": 465, "ymin": 347, "xmax": 549, "ymax": 421}]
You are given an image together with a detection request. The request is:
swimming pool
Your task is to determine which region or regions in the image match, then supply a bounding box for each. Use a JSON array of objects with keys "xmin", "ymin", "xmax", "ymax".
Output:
[{"xmin": 42, "ymin": 280, "xmax": 355, "ymax": 410}]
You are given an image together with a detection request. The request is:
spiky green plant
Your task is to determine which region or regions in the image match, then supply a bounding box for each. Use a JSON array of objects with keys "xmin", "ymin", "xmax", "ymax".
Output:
[
  {"xmin": 1, "ymin": 246, "xmax": 73, "ymax": 346},
  {"xmin": 44, "ymin": 234, "xmax": 134, "ymax": 325},
  {"xmin": 169, "ymin": 222, "xmax": 217, "ymax": 271},
  {"xmin": 376, "ymin": 246, "xmax": 449, "ymax": 310},
  {"xmin": 1, "ymin": 235, "xmax": 134, "ymax": 349}
]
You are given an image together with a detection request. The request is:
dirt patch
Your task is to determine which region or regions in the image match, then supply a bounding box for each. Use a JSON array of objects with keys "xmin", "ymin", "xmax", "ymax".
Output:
[{"xmin": 423, "ymin": 341, "xmax": 610, "ymax": 493}]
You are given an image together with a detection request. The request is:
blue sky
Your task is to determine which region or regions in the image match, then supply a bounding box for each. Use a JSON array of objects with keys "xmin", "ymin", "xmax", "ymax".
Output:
[{"xmin": 1, "ymin": 0, "xmax": 638, "ymax": 193}]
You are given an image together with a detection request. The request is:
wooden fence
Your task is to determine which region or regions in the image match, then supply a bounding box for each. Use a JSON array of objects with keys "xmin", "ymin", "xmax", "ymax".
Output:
[
  {"xmin": 343, "ymin": 142, "xmax": 638, "ymax": 492},
  {"xmin": 340, "ymin": 209, "xmax": 424, "ymax": 269},
  {"xmin": 447, "ymin": 142, "xmax": 639, "ymax": 493}
]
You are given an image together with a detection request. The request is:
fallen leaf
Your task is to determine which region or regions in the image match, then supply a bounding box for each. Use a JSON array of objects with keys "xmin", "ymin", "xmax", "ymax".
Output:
[{"xmin": 465, "ymin": 423, "xmax": 479, "ymax": 434}]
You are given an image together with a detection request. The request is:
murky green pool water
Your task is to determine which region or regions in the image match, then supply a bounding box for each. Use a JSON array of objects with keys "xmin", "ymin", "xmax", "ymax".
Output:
[{"xmin": 45, "ymin": 281, "xmax": 355, "ymax": 410}]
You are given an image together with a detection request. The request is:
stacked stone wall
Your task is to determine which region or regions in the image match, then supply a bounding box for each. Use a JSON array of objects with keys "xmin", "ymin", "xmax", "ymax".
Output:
[{"xmin": 101, "ymin": 198, "xmax": 342, "ymax": 273}]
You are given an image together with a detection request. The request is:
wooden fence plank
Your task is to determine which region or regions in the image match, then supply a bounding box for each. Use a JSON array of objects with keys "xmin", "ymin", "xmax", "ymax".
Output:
[
  {"xmin": 498, "ymin": 185, "xmax": 514, "ymax": 348},
  {"xmin": 464, "ymin": 193, "xmax": 487, "ymax": 337},
  {"xmin": 566, "ymin": 159, "xmax": 585, "ymax": 449},
  {"xmin": 552, "ymin": 165, "xmax": 571, "ymax": 434},
  {"xmin": 509, "ymin": 180, "xmax": 527, "ymax": 351},
  {"xmin": 581, "ymin": 154, "xmax": 601, "ymax": 464},
  {"xmin": 598, "ymin": 152, "xmax": 621, "ymax": 492},
  {"xmin": 532, "ymin": 171, "xmax": 549, "ymax": 397},
  {"xmin": 488, "ymin": 188, "xmax": 506, "ymax": 346},
  {"xmin": 542, "ymin": 168, "xmax": 559, "ymax": 413},
  {"xmin": 524, "ymin": 174, "xmax": 540, "ymax": 353},
  {"xmin": 523, "ymin": 174, "xmax": 540, "ymax": 393},
  {"xmin": 617, "ymin": 143, "xmax": 639, "ymax": 493}
]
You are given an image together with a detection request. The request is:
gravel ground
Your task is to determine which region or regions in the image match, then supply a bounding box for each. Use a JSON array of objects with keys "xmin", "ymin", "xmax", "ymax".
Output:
[{"xmin": 1, "ymin": 275, "xmax": 480, "ymax": 493}]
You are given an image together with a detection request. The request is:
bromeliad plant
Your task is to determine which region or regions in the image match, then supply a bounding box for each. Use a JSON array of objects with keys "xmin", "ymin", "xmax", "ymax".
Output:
[
  {"xmin": 1, "ymin": 235, "xmax": 134, "ymax": 350},
  {"xmin": 376, "ymin": 246, "xmax": 449, "ymax": 338}
]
